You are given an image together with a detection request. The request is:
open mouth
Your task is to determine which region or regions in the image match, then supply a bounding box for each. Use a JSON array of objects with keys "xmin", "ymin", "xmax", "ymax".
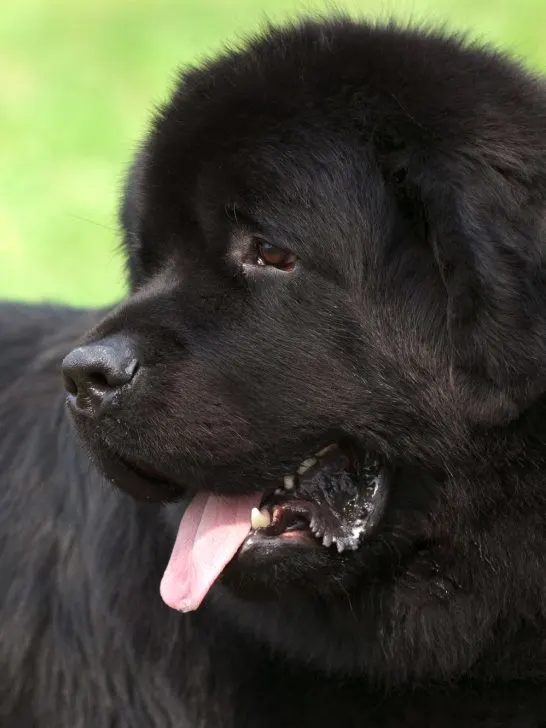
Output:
[
  {"xmin": 249, "ymin": 442, "xmax": 390, "ymax": 553},
  {"xmin": 159, "ymin": 440, "xmax": 392, "ymax": 613}
]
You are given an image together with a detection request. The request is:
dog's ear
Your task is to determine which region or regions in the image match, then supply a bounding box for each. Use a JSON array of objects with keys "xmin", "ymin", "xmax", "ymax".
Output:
[{"xmin": 414, "ymin": 154, "xmax": 546, "ymax": 424}]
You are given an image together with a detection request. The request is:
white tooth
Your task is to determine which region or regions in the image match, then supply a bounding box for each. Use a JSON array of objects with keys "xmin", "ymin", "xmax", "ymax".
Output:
[
  {"xmin": 251, "ymin": 507, "xmax": 271, "ymax": 530},
  {"xmin": 283, "ymin": 475, "xmax": 295, "ymax": 490},
  {"xmin": 297, "ymin": 457, "xmax": 316, "ymax": 475},
  {"xmin": 275, "ymin": 488, "xmax": 284, "ymax": 495},
  {"xmin": 322, "ymin": 533, "xmax": 333, "ymax": 548},
  {"xmin": 315, "ymin": 444, "xmax": 337, "ymax": 457}
]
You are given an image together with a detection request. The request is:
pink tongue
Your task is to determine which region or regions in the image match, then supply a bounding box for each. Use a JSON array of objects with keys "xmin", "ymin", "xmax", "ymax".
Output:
[{"xmin": 160, "ymin": 492, "xmax": 261, "ymax": 612}]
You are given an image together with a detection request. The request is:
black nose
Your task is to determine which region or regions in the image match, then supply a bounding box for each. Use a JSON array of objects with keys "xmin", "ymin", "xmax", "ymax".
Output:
[{"xmin": 62, "ymin": 335, "xmax": 140, "ymax": 418}]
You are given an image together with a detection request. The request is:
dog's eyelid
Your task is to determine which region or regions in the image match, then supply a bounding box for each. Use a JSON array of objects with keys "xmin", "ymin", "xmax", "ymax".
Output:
[{"xmin": 224, "ymin": 203, "xmax": 262, "ymax": 232}]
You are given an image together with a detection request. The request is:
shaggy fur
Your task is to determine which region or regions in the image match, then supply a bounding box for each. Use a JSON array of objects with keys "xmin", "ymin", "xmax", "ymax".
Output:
[{"xmin": 2, "ymin": 18, "xmax": 546, "ymax": 727}]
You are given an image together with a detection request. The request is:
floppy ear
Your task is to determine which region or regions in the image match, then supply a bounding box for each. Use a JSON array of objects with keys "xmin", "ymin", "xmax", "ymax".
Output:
[{"xmin": 417, "ymin": 156, "xmax": 546, "ymax": 424}]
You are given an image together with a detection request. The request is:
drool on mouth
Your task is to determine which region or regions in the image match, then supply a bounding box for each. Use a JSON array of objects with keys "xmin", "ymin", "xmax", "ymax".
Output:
[{"xmin": 249, "ymin": 442, "xmax": 390, "ymax": 553}]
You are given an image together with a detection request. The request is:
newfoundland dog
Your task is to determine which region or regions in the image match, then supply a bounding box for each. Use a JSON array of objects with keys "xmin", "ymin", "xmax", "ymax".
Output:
[{"xmin": 2, "ymin": 17, "xmax": 546, "ymax": 727}]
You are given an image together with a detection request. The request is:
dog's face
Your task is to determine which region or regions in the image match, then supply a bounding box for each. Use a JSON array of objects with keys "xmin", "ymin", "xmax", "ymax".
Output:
[{"xmin": 63, "ymin": 21, "xmax": 546, "ymax": 682}]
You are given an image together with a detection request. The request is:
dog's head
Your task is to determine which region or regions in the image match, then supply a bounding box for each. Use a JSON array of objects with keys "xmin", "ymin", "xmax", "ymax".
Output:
[{"xmin": 62, "ymin": 20, "xmax": 546, "ymax": 682}]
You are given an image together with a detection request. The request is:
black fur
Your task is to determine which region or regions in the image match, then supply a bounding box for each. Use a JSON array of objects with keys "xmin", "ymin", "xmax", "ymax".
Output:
[{"xmin": 2, "ymin": 18, "xmax": 546, "ymax": 726}]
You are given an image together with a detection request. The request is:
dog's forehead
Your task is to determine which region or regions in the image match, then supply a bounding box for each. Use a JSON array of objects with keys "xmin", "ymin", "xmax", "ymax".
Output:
[
  {"xmin": 196, "ymin": 128, "xmax": 373, "ymax": 218},
  {"xmin": 143, "ymin": 96, "xmax": 387, "ymax": 268}
]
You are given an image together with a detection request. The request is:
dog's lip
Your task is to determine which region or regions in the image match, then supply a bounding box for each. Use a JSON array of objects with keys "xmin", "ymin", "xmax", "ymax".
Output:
[
  {"xmin": 118, "ymin": 456, "xmax": 172, "ymax": 487},
  {"xmin": 91, "ymin": 439, "xmax": 391, "ymax": 552},
  {"xmin": 98, "ymin": 453, "xmax": 183, "ymax": 502},
  {"xmin": 95, "ymin": 438, "xmax": 349, "ymax": 505}
]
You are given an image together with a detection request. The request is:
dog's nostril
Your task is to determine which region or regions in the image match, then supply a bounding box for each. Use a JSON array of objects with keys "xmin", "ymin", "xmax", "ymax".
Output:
[
  {"xmin": 88, "ymin": 372, "xmax": 110, "ymax": 391},
  {"xmin": 87, "ymin": 366, "xmax": 135, "ymax": 392},
  {"xmin": 63, "ymin": 373, "xmax": 78, "ymax": 397}
]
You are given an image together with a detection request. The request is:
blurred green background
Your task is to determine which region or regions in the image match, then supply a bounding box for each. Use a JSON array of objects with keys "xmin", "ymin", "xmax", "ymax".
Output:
[{"xmin": 2, "ymin": 0, "xmax": 546, "ymax": 306}]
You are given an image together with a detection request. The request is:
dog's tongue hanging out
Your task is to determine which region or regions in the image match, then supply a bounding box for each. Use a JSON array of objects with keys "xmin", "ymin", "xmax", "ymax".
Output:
[
  {"xmin": 160, "ymin": 448, "xmax": 388, "ymax": 611},
  {"xmin": 160, "ymin": 492, "xmax": 261, "ymax": 612}
]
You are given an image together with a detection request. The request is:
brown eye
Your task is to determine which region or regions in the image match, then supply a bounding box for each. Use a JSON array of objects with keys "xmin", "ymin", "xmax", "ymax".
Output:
[{"xmin": 256, "ymin": 241, "xmax": 297, "ymax": 271}]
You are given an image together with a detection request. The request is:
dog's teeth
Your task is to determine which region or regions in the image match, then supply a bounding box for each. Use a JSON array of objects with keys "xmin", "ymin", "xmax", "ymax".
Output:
[
  {"xmin": 315, "ymin": 444, "xmax": 337, "ymax": 457},
  {"xmin": 275, "ymin": 488, "xmax": 283, "ymax": 495},
  {"xmin": 283, "ymin": 475, "xmax": 295, "ymax": 490},
  {"xmin": 336, "ymin": 541, "xmax": 345, "ymax": 553},
  {"xmin": 297, "ymin": 457, "xmax": 317, "ymax": 475},
  {"xmin": 322, "ymin": 533, "xmax": 333, "ymax": 548},
  {"xmin": 250, "ymin": 507, "xmax": 271, "ymax": 530}
]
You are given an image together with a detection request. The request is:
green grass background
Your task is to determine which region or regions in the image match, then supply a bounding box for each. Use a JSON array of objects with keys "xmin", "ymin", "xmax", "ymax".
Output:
[{"xmin": 2, "ymin": 0, "xmax": 546, "ymax": 306}]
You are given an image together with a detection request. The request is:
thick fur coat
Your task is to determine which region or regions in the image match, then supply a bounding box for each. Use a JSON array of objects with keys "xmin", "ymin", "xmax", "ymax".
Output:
[{"xmin": 2, "ymin": 19, "xmax": 546, "ymax": 727}]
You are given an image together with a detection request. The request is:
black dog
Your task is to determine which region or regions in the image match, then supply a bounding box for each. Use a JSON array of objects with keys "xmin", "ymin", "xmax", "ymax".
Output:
[{"xmin": 2, "ymin": 18, "xmax": 546, "ymax": 727}]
